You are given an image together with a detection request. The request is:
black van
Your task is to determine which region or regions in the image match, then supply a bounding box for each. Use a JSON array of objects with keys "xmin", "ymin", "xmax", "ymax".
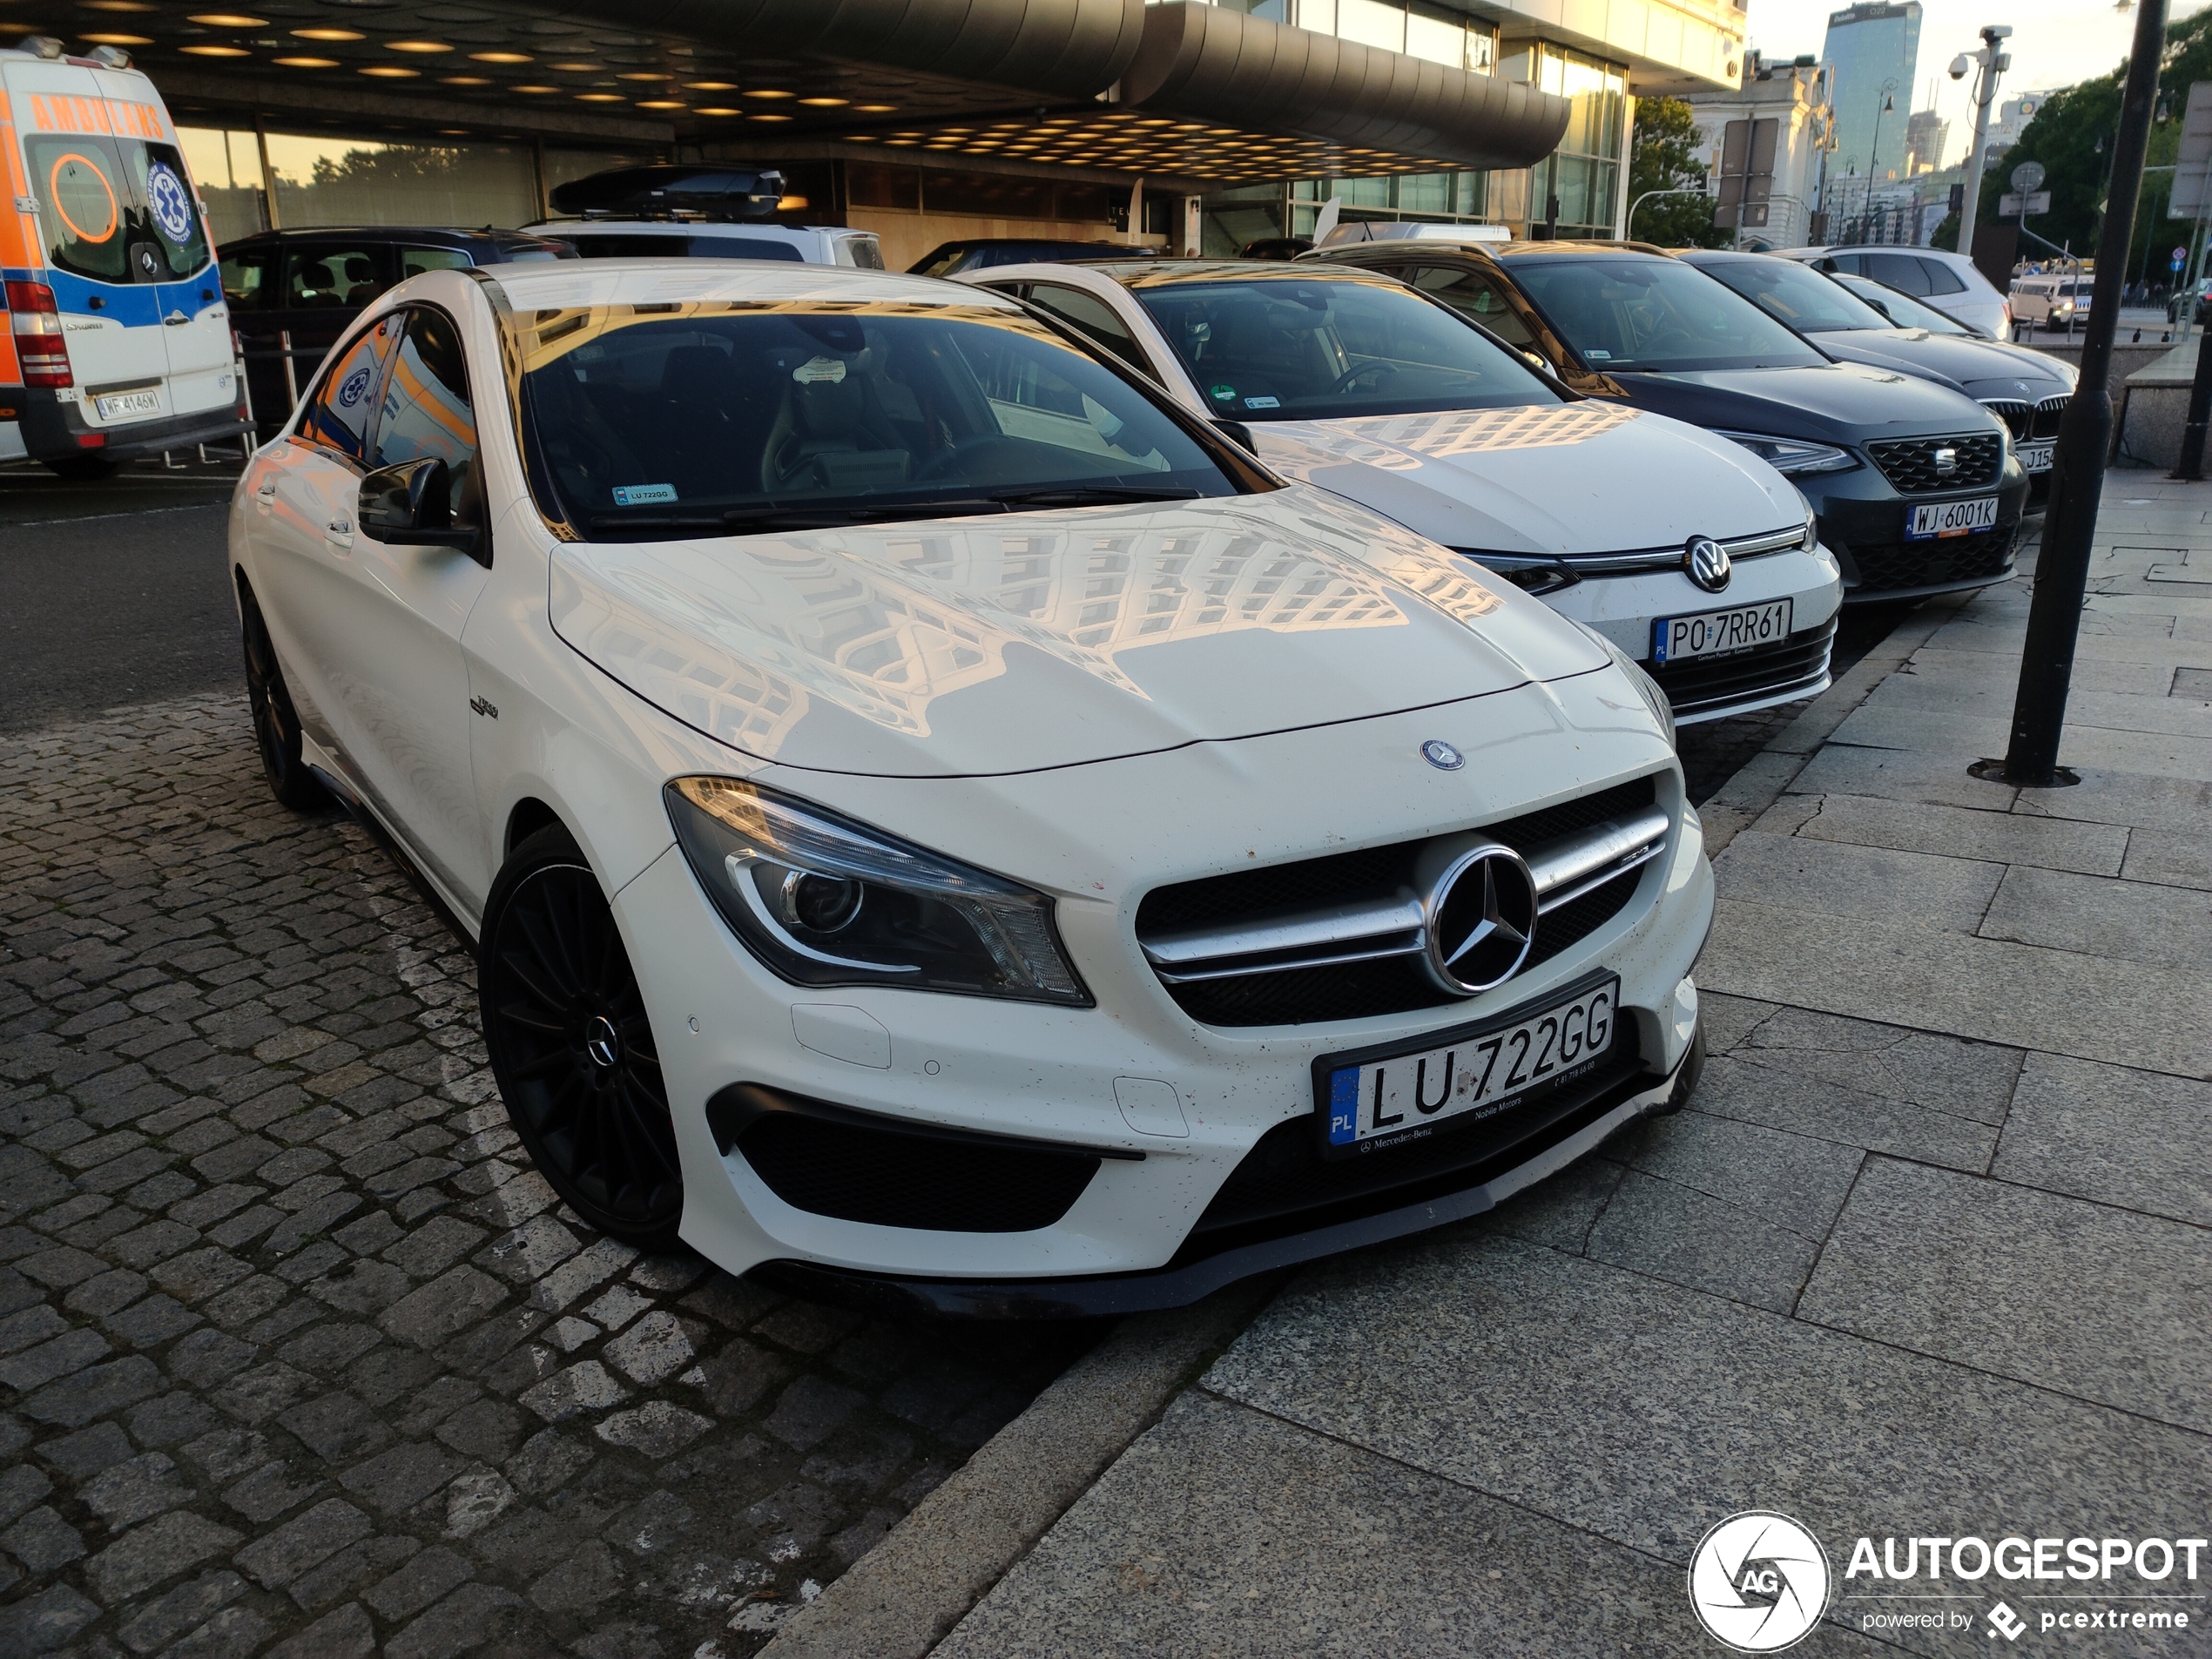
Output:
[{"xmin": 219, "ymin": 226, "xmax": 572, "ymax": 438}]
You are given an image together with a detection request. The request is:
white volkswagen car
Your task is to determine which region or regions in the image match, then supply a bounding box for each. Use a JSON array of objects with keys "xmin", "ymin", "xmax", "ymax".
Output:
[
  {"xmin": 230, "ymin": 260, "xmax": 1711, "ymax": 1316},
  {"xmin": 960, "ymin": 260, "xmax": 1843, "ymax": 725}
]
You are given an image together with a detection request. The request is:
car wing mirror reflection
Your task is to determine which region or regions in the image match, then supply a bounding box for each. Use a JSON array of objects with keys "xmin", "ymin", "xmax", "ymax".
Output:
[{"xmin": 358, "ymin": 456, "xmax": 489, "ymax": 567}]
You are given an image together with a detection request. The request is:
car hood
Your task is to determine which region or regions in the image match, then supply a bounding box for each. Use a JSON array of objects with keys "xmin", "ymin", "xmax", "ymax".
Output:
[
  {"xmin": 547, "ymin": 487, "xmax": 1611, "ymax": 779},
  {"xmin": 1610, "ymin": 360, "xmax": 2000, "ymax": 443},
  {"xmin": 1246, "ymin": 401, "xmax": 1804, "ymax": 556},
  {"xmin": 1812, "ymin": 331, "xmax": 2077, "ymax": 401}
]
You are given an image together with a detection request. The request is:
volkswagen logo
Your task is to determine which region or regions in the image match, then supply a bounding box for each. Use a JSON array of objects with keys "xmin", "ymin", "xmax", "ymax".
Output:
[
  {"xmin": 1683, "ymin": 535, "xmax": 1731, "ymax": 594},
  {"xmin": 583, "ymin": 1015, "xmax": 622, "ymax": 1070},
  {"xmin": 1933, "ymin": 446, "xmax": 1959, "ymax": 476},
  {"xmin": 1421, "ymin": 843, "xmax": 1537, "ymax": 995},
  {"xmin": 1420, "ymin": 739, "xmax": 1465, "ymax": 771}
]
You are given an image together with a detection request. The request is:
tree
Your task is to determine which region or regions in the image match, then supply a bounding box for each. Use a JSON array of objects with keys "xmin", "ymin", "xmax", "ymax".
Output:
[{"xmin": 1628, "ymin": 97, "xmax": 1728, "ymax": 247}]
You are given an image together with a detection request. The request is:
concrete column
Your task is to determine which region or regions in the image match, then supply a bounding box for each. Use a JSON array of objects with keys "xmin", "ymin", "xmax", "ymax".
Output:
[{"xmin": 1183, "ymin": 194, "xmax": 1201, "ymax": 256}]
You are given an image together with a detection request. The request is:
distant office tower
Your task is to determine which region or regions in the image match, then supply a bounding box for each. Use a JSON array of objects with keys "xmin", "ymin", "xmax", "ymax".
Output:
[
  {"xmin": 1903, "ymin": 107, "xmax": 1947, "ymax": 174},
  {"xmin": 1821, "ymin": 3, "xmax": 1922, "ymax": 188}
]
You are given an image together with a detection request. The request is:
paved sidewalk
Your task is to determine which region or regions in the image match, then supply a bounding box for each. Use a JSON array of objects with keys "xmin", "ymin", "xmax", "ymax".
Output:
[
  {"xmin": 0, "ymin": 698, "xmax": 1091, "ymax": 1658},
  {"xmin": 926, "ymin": 482, "xmax": 2212, "ymax": 1657}
]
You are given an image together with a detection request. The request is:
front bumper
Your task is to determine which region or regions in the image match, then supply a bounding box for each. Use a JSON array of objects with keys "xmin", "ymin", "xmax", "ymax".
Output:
[
  {"xmin": 752, "ymin": 1025, "xmax": 1705, "ymax": 1318},
  {"xmin": 1804, "ymin": 456, "xmax": 2032, "ymax": 603},
  {"xmin": 613, "ymin": 690, "xmax": 1712, "ymax": 1308},
  {"xmin": 1475, "ymin": 546, "xmax": 1844, "ymax": 725}
]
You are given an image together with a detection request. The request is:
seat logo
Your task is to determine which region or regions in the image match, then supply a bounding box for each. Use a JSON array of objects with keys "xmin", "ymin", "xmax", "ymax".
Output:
[
  {"xmin": 1684, "ymin": 535, "xmax": 1732, "ymax": 593},
  {"xmin": 1933, "ymin": 446, "xmax": 1959, "ymax": 476},
  {"xmin": 1421, "ymin": 844, "xmax": 1535, "ymax": 995},
  {"xmin": 1420, "ymin": 738, "xmax": 1465, "ymax": 771},
  {"xmin": 1688, "ymin": 1511, "xmax": 1831, "ymax": 1652}
]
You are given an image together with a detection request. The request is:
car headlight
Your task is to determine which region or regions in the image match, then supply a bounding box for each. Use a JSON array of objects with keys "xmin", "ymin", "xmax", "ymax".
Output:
[
  {"xmin": 1712, "ymin": 431, "xmax": 1858, "ymax": 476},
  {"xmin": 665, "ymin": 777, "xmax": 1090, "ymax": 1005}
]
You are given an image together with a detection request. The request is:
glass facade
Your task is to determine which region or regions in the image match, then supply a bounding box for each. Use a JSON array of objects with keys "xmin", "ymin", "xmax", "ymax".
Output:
[
  {"xmin": 176, "ymin": 127, "xmax": 658, "ymax": 244},
  {"xmin": 1819, "ymin": 2, "xmax": 1921, "ymax": 188}
]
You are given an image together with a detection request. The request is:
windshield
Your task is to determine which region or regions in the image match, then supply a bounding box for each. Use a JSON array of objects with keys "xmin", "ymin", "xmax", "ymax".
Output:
[
  {"xmin": 1132, "ymin": 276, "xmax": 1561, "ymax": 420},
  {"xmin": 1510, "ymin": 257, "xmax": 1827, "ymax": 372},
  {"xmin": 514, "ymin": 302, "xmax": 1250, "ymax": 540},
  {"xmin": 1696, "ymin": 258, "xmax": 1894, "ymax": 334},
  {"xmin": 1832, "ymin": 273, "xmax": 1974, "ymax": 335}
]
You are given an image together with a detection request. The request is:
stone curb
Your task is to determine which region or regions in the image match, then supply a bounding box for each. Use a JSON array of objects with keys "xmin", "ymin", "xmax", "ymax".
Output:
[{"xmin": 759, "ymin": 1278, "xmax": 1278, "ymax": 1659}]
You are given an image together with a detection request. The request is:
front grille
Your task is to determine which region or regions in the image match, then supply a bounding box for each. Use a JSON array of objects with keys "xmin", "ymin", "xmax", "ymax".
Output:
[
  {"xmin": 1136, "ymin": 776, "xmax": 1662, "ymax": 1028},
  {"xmin": 1646, "ymin": 618, "xmax": 1837, "ymax": 718},
  {"xmin": 1868, "ymin": 432, "xmax": 2005, "ymax": 493},
  {"xmin": 1986, "ymin": 393, "xmax": 2067, "ymax": 442},
  {"xmin": 1178, "ymin": 1018, "xmax": 1645, "ymax": 1259},
  {"xmin": 738, "ymin": 1111, "xmax": 1100, "ymax": 1232},
  {"xmin": 1847, "ymin": 523, "xmax": 2018, "ymax": 594}
]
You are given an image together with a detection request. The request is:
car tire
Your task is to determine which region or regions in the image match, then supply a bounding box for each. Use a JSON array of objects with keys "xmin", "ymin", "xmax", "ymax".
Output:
[
  {"xmin": 44, "ymin": 454, "xmax": 118, "ymax": 482},
  {"xmin": 481, "ymin": 826, "xmax": 686, "ymax": 1251},
  {"xmin": 239, "ymin": 582, "xmax": 328, "ymax": 813}
]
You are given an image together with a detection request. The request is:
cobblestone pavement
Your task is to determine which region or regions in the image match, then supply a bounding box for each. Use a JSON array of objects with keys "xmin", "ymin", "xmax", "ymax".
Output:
[{"xmin": 0, "ymin": 694, "xmax": 1096, "ymax": 1659}]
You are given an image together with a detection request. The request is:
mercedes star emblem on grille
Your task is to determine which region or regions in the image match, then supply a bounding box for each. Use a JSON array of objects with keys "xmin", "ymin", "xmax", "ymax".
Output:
[
  {"xmin": 1683, "ymin": 535, "xmax": 1731, "ymax": 594},
  {"xmin": 1422, "ymin": 845, "xmax": 1538, "ymax": 995},
  {"xmin": 1420, "ymin": 739, "xmax": 1466, "ymax": 771}
]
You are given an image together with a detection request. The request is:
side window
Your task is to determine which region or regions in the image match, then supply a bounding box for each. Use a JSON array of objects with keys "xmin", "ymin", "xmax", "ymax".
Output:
[
  {"xmin": 130, "ymin": 142, "xmax": 212, "ymax": 280},
  {"xmin": 1404, "ymin": 266, "xmax": 1535, "ymax": 346},
  {"xmin": 219, "ymin": 246, "xmax": 274, "ymax": 310},
  {"xmin": 1918, "ymin": 257, "xmax": 1968, "ymax": 295},
  {"xmin": 401, "ymin": 246, "xmax": 472, "ymax": 280},
  {"xmin": 24, "ymin": 135, "xmax": 130, "ymax": 282},
  {"xmin": 1866, "ymin": 253, "xmax": 1933, "ymax": 296},
  {"xmin": 286, "ymin": 246, "xmax": 394, "ymax": 310},
  {"xmin": 1023, "ymin": 284, "xmax": 1155, "ymax": 376},
  {"xmin": 369, "ymin": 307, "xmax": 480, "ymax": 522},
  {"xmin": 299, "ymin": 312, "xmax": 401, "ymax": 462}
]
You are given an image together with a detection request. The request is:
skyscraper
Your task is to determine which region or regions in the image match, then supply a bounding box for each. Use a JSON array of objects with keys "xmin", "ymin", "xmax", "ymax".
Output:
[
  {"xmin": 1904, "ymin": 107, "xmax": 1948, "ymax": 174},
  {"xmin": 1822, "ymin": 3, "xmax": 1922, "ymax": 189}
]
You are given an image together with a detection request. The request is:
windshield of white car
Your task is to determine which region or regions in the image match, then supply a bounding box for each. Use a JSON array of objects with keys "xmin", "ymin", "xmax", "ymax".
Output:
[
  {"xmin": 513, "ymin": 306, "xmax": 1251, "ymax": 539},
  {"xmin": 1509, "ymin": 256, "xmax": 1828, "ymax": 372},
  {"xmin": 1130, "ymin": 277, "xmax": 1561, "ymax": 421},
  {"xmin": 1695, "ymin": 258, "xmax": 1895, "ymax": 334},
  {"xmin": 1831, "ymin": 273, "xmax": 1977, "ymax": 335}
]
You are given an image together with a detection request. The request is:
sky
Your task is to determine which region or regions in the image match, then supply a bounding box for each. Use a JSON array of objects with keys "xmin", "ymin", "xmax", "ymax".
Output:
[{"xmin": 1743, "ymin": 0, "xmax": 2212, "ymax": 167}]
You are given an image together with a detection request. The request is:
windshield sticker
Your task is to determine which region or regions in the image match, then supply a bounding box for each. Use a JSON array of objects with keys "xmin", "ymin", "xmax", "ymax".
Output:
[
  {"xmin": 1584, "ymin": 349, "xmax": 1612, "ymax": 361},
  {"xmin": 1210, "ymin": 383, "xmax": 1236, "ymax": 401},
  {"xmin": 792, "ymin": 356, "xmax": 848, "ymax": 384},
  {"xmin": 1243, "ymin": 395, "xmax": 1280, "ymax": 409},
  {"xmin": 611, "ymin": 483, "xmax": 678, "ymax": 506},
  {"xmin": 145, "ymin": 161, "xmax": 195, "ymax": 244}
]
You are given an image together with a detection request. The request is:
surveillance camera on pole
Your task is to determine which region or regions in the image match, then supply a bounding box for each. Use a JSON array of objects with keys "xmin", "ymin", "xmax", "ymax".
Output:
[{"xmin": 1957, "ymin": 23, "xmax": 2016, "ymax": 262}]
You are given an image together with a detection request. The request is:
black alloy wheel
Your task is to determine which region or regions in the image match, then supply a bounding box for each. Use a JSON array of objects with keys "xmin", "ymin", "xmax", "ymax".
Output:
[
  {"xmin": 482, "ymin": 827, "xmax": 685, "ymax": 1250},
  {"xmin": 238, "ymin": 581, "xmax": 327, "ymax": 812}
]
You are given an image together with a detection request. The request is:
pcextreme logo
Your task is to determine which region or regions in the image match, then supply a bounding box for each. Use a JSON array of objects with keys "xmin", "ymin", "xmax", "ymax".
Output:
[{"xmin": 1688, "ymin": 1512, "xmax": 1832, "ymax": 1652}]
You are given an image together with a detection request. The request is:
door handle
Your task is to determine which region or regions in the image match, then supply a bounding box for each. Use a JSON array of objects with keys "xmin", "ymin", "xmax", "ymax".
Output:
[
  {"xmin": 164, "ymin": 310, "xmax": 190, "ymax": 327},
  {"xmin": 325, "ymin": 516, "xmax": 354, "ymax": 547},
  {"xmin": 255, "ymin": 481, "xmax": 277, "ymax": 498}
]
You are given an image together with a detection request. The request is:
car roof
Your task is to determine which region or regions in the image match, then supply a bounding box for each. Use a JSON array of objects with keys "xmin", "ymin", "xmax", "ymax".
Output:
[
  {"xmin": 219, "ymin": 226, "xmax": 546, "ymax": 245},
  {"xmin": 482, "ymin": 258, "xmax": 1016, "ymax": 311},
  {"xmin": 1063, "ymin": 259, "xmax": 1413, "ymax": 291},
  {"xmin": 534, "ymin": 220, "xmax": 841, "ymax": 235},
  {"xmin": 1489, "ymin": 241, "xmax": 1671, "ymax": 260}
]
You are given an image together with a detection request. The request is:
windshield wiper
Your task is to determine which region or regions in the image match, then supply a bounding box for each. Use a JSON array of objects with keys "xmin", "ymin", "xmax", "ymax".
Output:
[{"xmin": 984, "ymin": 483, "xmax": 1202, "ymax": 508}]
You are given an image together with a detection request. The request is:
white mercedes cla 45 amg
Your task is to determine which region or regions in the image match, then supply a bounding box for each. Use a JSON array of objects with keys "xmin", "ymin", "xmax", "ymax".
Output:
[{"xmin": 229, "ymin": 261, "xmax": 1714, "ymax": 1317}]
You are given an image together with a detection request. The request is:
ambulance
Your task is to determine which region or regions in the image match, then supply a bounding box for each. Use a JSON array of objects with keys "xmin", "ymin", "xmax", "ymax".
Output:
[{"xmin": 2, "ymin": 37, "xmax": 252, "ymax": 477}]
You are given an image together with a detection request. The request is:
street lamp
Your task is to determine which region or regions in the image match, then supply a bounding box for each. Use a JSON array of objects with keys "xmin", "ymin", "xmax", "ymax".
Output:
[
  {"xmin": 1954, "ymin": 24, "xmax": 2015, "ymax": 254},
  {"xmin": 1865, "ymin": 84, "xmax": 1898, "ymax": 243}
]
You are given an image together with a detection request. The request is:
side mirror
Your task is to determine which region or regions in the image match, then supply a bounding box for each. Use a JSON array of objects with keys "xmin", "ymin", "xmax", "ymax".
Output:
[
  {"xmin": 1211, "ymin": 417, "xmax": 1257, "ymax": 454},
  {"xmin": 359, "ymin": 457, "xmax": 487, "ymax": 565}
]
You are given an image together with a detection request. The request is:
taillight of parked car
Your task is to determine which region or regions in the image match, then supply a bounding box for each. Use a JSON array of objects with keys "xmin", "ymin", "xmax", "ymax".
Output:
[{"xmin": 6, "ymin": 281, "xmax": 73, "ymax": 388}]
